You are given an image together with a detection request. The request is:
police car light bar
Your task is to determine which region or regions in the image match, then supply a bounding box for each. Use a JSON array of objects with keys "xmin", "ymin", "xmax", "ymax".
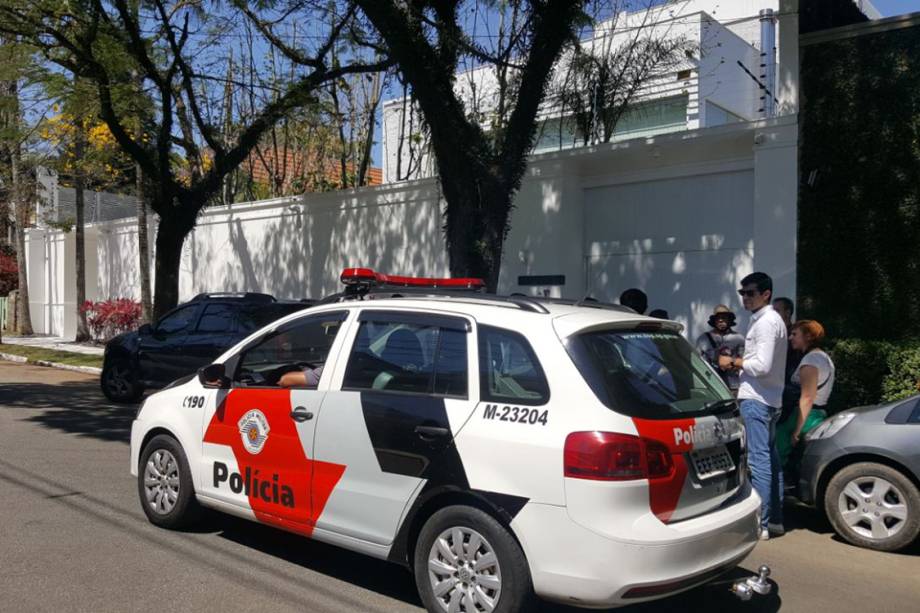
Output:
[{"xmin": 340, "ymin": 268, "xmax": 485, "ymax": 290}]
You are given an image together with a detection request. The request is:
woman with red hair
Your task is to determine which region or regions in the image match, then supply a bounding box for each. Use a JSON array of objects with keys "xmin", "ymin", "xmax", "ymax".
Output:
[{"xmin": 778, "ymin": 320, "xmax": 836, "ymax": 465}]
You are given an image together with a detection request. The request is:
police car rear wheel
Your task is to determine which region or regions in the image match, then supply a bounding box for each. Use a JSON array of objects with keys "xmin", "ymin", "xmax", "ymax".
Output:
[
  {"xmin": 414, "ymin": 505, "xmax": 533, "ymax": 613},
  {"xmin": 138, "ymin": 435, "xmax": 200, "ymax": 529}
]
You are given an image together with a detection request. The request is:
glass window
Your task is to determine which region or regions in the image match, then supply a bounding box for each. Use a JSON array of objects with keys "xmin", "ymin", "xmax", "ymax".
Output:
[
  {"xmin": 478, "ymin": 325, "xmax": 549, "ymax": 405},
  {"xmin": 343, "ymin": 318, "xmax": 468, "ymax": 397},
  {"xmin": 434, "ymin": 328, "xmax": 468, "ymax": 396},
  {"xmin": 196, "ymin": 304, "xmax": 236, "ymax": 334},
  {"xmin": 237, "ymin": 303, "xmax": 308, "ymax": 333},
  {"xmin": 156, "ymin": 305, "xmax": 200, "ymax": 335},
  {"xmin": 567, "ymin": 329, "xmax": 733, "ymax": 419},
  {"xmin": 235, "ymin": 312, "xmax": 346, "ymax": 387}
]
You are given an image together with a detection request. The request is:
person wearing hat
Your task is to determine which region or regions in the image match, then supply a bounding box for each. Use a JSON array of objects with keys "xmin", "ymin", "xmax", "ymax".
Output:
[{"xmin": 695, "ymin": 305, "xmax": 745, "ymax": 394}]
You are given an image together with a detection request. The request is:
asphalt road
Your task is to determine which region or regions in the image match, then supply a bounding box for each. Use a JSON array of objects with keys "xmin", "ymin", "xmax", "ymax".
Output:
[{"xmin": 1, "ymin": 360, "xmax": 918, "ymax": 613}]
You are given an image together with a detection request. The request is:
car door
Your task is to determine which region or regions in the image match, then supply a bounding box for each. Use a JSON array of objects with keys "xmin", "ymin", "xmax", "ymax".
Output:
[
  {"xmin": 138, "ymin": 303, "xmax": 202, "ymax": 386},
  {"xmin": 198, "ymin": 310, "xmax": 350, "ymax": 537},
  {"xmin": 311, "ymin": 309, "xmax": 478, "ymax": 546},
  {"xmin": 181, "ymin": 303, "xmax": 238, "ymax": 374}
]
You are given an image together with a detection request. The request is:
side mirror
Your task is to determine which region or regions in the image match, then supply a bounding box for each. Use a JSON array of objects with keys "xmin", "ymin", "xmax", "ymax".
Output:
[
  {"xmin": 138, "ymin": 323, "xmax": 153, "ymax": 336},
  {"xmin": 199, "ymin": 363, "xmax": 230, "ymax": 389}
]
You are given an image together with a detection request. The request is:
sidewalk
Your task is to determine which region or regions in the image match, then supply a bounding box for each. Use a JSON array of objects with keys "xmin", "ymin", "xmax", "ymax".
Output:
[{"xmin": 1, "ymin": 335, "xmax": 104, "ymax": 356}]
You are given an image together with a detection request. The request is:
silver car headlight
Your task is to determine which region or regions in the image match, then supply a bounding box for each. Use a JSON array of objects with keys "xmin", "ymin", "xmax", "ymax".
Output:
[{"xmin": 804, "ymin": 411, "xmax": 856, "ymax": 441}]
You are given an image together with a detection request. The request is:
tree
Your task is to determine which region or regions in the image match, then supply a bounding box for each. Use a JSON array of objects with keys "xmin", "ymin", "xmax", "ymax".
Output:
[
  {"xmin": 353, "ymin": 0, "xmax": 589, "ymax": 291},
  {"xmin": 40, "ymin": 80, "xmax": 136, "ymax": 341},
  {"xmin": 0, "ymin": 35, "xmax": 36, "ymax": 334},
  {"xmin": 0, "ymin": 0, "xmax": 388, "ymax": 317},
  {"xmin": 551, "ymin": 5, "xmax": 694, "ymax": 147}
]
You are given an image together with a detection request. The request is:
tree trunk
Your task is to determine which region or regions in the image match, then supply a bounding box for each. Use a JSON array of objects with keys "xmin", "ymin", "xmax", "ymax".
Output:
[
  {"xmin": 136, "ymin": 164, "xmax": 153, "ymax": 323},
  {"xmin": 442, "ymin": 173, "xmax": 510, "ymax": 293},
  {"xmin": 74, "ymin": 128, "xmax": 90, "ymax": 342},
  {"xmin": 151, "ymin": 211, "xmax": 194, "ymax": 320},
  {"xmin": 10, "ymin": 129, "xmax": 32, "ymax": 335}
]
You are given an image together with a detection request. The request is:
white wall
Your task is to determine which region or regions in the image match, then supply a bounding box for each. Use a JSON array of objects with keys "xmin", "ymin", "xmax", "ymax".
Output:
[
  {"xmin": 26, "ymin": 116, "xmax": 797, "ymax": 341},
  {"xmin": 700, "ymin": 17, "xmax": 760, "ymax": 122}
]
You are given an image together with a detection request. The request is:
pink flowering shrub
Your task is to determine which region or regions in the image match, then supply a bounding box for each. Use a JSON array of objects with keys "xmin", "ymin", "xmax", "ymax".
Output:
[
  {"xmin": 80, "ymin": 299, "xmax": 143, "ymax": 342},
  {"xmin": 0, "ymin": 247, "xmax": 17, "ymax": 297}
]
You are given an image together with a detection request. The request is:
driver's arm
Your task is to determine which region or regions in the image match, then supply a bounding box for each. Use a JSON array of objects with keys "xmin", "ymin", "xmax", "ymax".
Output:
[
  {"xmin": 278, "ymin": 371, "xmax": 307, "ymax": 388},
  {"xmin": 278, "ymin": 365, "xmax": 323, "ymax": 388}
]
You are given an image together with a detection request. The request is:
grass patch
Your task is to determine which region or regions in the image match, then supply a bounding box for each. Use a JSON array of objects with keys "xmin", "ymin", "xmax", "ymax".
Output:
[{"xmin": 0, "ymin": 343, "xmax": 103, "ymax": 369}]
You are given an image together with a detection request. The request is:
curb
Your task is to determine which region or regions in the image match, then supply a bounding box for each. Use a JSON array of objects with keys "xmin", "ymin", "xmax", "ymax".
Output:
[{"xmin": 0, "ymin": 352, "xmax": 102, "ymax": 375}]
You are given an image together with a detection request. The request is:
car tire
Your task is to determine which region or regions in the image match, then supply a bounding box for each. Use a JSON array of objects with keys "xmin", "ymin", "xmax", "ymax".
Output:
[
  {"xmin": 137, "ymin": 434, "xmax": 201, "ymax": 529},
  {"xmin": 413, "ymin": 505, "xmax": 534, "ymax": 613},
  {"xmin": 101, "ymin": 360, "xmax": 144, "ymax": 403},
  {"xmin": 824, "ymin": 462, "xmax": 920, "ymax": 552}
]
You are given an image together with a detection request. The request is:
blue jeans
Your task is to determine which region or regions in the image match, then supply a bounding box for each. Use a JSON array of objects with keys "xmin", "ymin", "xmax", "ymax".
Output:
[{"xmin": 740, "ymin": 399, "xmax": 784, "ymax": 529}]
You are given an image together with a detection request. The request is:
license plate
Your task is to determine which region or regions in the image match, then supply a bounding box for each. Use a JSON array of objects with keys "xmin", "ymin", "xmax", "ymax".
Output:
[{"xmin": 690, "ymin": 445, "xmax": 735, "ymax": 480}]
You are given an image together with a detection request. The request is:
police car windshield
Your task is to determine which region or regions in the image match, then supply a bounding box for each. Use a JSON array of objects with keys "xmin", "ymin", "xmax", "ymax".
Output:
[{"xmin": 567, "ymin": 329, "xmax": 734, "ymax": 419}]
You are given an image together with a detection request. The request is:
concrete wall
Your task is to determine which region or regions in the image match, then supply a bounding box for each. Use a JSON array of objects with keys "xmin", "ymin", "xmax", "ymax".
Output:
[{"xmin": 26, "ymin": 116, "xmax": 797, "ymax": 341}]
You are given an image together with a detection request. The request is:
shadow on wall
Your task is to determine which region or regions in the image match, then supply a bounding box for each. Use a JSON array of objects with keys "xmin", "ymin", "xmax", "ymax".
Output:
[
  {"xmin": 185, "ymin": 187, "xmax": 449, "ymax": 301},
  {"xmin": 97, "ymin": 225, "xmax": 143, "ymax": 301},
  {"xmin": 586, "ymin": 242, "xmax": 760, "ymax": 339}
]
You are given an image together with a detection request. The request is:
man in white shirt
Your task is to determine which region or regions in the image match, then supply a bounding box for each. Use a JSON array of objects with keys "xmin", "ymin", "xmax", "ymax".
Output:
[{"xmin": 719, "ymin": 272, "xmax": 787, "ymax": 540}]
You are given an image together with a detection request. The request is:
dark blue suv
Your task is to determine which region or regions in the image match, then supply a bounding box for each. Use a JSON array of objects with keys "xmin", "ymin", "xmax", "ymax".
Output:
[{"xmin": 101, "ymin": 293, "xmax": 312, "ymax": 402}]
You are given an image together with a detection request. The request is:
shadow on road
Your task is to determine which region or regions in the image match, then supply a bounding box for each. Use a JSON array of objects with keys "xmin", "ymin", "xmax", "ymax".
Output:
[
  {"xmin": 212, "ymin": 511, "xmax": 782, "ymax": 612},
  {"xmin": 212, "ymin": 513, "xmax": 424, "ymax": 607},
  {"xmin": 0, "ymin": 380, "xmax": 138, "ymax": 443}
]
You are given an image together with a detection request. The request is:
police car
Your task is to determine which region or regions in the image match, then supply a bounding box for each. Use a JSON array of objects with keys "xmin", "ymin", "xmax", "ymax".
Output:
[{"xmin": 130, "ymin": 269, "xmax": 764, "ymax": 611}]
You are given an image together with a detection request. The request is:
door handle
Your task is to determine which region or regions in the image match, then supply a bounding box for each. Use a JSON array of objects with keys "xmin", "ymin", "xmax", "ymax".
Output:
[
  {"xmin": 290, "ymin": 406, "xmax": 314, "ymax": 422},
  {"xmin": 415, "ymin": 425, "xmax": 450, "ymax": 440}
]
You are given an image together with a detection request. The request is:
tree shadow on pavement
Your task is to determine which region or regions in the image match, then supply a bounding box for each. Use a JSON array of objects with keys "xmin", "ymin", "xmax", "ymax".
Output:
[
  {"xmin": 0, "ymin": 380, "xmax": 138, "ymax": 443},
  {"xmin": 214, "ymin": 511, "xmax": 781, "ymax": 613}
]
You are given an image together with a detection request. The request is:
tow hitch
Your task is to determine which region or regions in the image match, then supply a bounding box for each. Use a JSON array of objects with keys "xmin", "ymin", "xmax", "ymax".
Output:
[{"xmin": 730, "ymin": 565, "xmax": 772, "ymax": 601}]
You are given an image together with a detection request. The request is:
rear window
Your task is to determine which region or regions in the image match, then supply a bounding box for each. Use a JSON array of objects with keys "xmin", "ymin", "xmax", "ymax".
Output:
[
  {"xmin": 478, "ymin": 325, "xmax": 549, "ymax": 406},
  {"xmin": 567, "ymin": 329, "xmax": 733, "ymax": 419}
]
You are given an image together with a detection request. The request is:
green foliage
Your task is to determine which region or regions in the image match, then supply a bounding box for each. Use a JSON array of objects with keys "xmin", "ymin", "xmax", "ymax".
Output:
[
  {"xmin": 881, "ymin": 343, "xmax": 920, "ymax": 402},
  {"xmin": 827, "ymin": 339, "xmax": 895, "ymax": 410},
  {"xmin": 798, "ymin": 26, "xmax": 920, "ymax": 340},
  {"xmin": 827, "ymin": 338, "xmax": 920, "ymax": 410}
]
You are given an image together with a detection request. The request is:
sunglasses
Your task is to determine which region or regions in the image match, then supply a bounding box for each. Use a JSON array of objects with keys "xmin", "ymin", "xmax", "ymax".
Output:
[{"xmin": 737, "ymin": 289, "xmax": 759, "ymax": 297}]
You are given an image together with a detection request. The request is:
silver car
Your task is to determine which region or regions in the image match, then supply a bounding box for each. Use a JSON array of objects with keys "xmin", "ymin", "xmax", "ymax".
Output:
[{"xmin": 797, "ymin": 395, "xmax": 920, "ymax": 552}]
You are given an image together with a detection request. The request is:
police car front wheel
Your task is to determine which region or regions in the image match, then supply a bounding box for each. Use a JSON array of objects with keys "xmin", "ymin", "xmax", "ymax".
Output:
[
  {"xmin": 138, "ymin": 434, "xmax": 201, "ymax": 529},
  {"xmin": 414, "ymin": 505, "xmax": 534, "ymax": 613}
]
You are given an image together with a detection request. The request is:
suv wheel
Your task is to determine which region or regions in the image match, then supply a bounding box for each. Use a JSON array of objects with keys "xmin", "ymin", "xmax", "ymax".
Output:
[
  {"xmin": 824, "ymin": 462, "xmax": 920, "ymax": 552},
  {"xmin": 414, "ymin": 505, "xmax": 534, "ymax": 613},
  {"xmin": 101, "ymin": 360, "xmax": 144, "ymax": 403},
  {"xmin": 138, "ymin": 434, "xmax": 200, "ymax": 529}
]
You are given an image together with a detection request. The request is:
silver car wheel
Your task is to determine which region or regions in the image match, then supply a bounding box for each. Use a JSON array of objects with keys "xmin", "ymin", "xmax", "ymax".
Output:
[
  {"xmin": 838, "ymin": 476, "xmax": 909, "ymax": 540},
  {"xmin": 143, "ymin": 449, "xmax": 181, "ymax": 515},
  {"xmin": 427, "ymin": 526, "xmax": 502, "ymax": 613}
]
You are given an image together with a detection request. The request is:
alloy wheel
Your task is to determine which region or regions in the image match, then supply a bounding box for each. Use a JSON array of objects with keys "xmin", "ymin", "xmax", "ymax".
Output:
[
  {"xmin": 427, "ymin": 526, "xmax": 502, "ymax": 612},
  {"xmin": 143, "ymin": 449, "xmax": 181, "ymax": 515}
]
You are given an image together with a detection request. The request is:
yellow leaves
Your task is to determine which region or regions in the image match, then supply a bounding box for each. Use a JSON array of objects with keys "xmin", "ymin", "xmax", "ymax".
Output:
[{"xmin": 87, "ymin": 122, "xmax": 116, "ymax": 148}]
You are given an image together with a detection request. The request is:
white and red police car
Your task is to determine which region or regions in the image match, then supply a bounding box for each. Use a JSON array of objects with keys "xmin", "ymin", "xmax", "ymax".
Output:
[{"xmin": 130, "ymin": 269, "xmax": 767, "ymax": 612}]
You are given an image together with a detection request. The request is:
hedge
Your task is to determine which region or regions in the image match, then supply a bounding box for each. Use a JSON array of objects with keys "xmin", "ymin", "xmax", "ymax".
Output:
[
  {"xmin": 798, "ymin": 25, "xmax": 920, "ymax": 340},
  {"xmin": 827, "ymin": 339, "xmax": 920, "ymax": 411}
]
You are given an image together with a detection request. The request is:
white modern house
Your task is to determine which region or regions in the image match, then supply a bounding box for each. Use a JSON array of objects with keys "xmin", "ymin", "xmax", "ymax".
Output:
[
  {"xmin": 22, "ymin": 0, "xmax": 880, "ymax": 340},
  {"xmin": 381, "ymin": 0, "xmax": 825, "ymax": 184}
]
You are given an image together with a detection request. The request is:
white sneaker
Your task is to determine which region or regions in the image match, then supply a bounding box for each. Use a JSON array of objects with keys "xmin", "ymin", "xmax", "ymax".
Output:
[
  {"xmin": 768, "ymin": 523, "xmax": 785, "ymax": 536},
  {"xmin": 759, "ymin": 529, "xmax": 770, "ymax": 541}
]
